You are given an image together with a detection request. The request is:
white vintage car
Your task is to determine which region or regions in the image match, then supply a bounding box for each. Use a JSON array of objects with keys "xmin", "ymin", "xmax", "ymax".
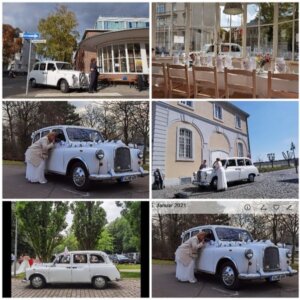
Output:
[
  {"xmin": 29, "ymin": 61, "xmax": 89, "ymax": 93},
  {"xmin": 30, "ymin": 125, "xmax": 148, "ymax": 190},
  {"xmin": 181, "ymin": 225, "xmax": 297, "ymax": 289},
  {"xmin": 193, "ymin": 157, "xmax": 259, "ymax": 189},
  {"xmin": 26, "ymin": 251, "xmax": 120, "ymax": 289}
]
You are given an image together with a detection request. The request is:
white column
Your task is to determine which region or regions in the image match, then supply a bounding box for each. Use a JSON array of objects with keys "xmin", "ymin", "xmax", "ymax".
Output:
[
  {"xmin": 242, "ymin": 4, "xmax": 247, "ymax": 58},
  {"xmin": 140, "ymin": 42, "xmax": 149, "ymax": 74},
  {"xmin": 273, "ymin": 3, "xmax": 279, "ymax": 59},
  {"xmin": 125, "ymin": 44, "xmax": 130, "ymax": 73},
  {"xmin": 215, "ymin": 3, "xmax": 220, "ymax": 56},
  {"xmin": 184, "ymin": 3, "xmax": 191, "ymax": 54}
]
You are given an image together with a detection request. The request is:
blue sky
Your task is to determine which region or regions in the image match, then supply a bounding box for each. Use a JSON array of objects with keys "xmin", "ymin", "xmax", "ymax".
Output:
[
  {"xmin": 232, "ymin": 101, "xmax": 299, "ymax": 162},
  {"xmin": 3, "ymin": 3, "xmax": 149, "ymax": 40}
]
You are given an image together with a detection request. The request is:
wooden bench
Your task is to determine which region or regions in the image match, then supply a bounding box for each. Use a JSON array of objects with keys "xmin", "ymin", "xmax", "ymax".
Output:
[{"xmin": 99, "ymin": 74, "xmax": 137, "ymax": 88}]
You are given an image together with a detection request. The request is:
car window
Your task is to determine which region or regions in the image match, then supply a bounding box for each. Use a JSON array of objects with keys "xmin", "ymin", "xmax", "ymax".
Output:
[
  {"xmin": 182, "ymin": 232, "xmax": 190, "ymax": 243},
  {"xmin": 237, "ymin": 159, "xmax": 245, "ymax": 166},
  {"xmin": 56, "ymin": 63, "xmax": 73, "ymax": 70},
  {"xmin": 245, "ymin": 159, "xmax": 252, "ymax": 166},
  {"xmin": 40, "ymin": 63, "xmax": 46, "ymax": 71},
  {"xmin": 191, "ymin": 230, "xmax": 199, "ymax": 237},
  {"xmin": 231, "ymin": 45, "xmax": 240, "ymax": 52},
  {"xmin": 221, "ymin": 45, "xmax": 229, "ymax": 52},
  {"xmin": 52, "ymin": 128, "xmax": 66, "ymax": 142},
  {"xmin": 73, "ymin": 254, "xmax": 87, "ymax": 264},
  {"xmin": 41, "ymin": 130, "xmax": 50, "ymax": 138},
  {"xmin": 227, "ymin": 159, "xmax": 237, "ymax": 167},
  {"xmin": 220, "ymin": 160, "xmax": 226, "ymax": 166},
  {"xmin": 202, "ymin": 229, "xmax": 216, "ymax": 241},
  {"xmin": 33, "ymin": 64, "xmax": 39, "ymax": 71},
  {"xmin": 32, "ymin": 133, "xmax": 41, "ymax": 143},
  {"xmin": 57, "ymin": 254, "xmax": 70, "ymax": 264},
  {"xmin": 90, "ymin": 254, "xmax": 105, "ymax": 264},
  {"xmin": 47, "ymin": 63, "xmax": 56, "ymax": 71}
]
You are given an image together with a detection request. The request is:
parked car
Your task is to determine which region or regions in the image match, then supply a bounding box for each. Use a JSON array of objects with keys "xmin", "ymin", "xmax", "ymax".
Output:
[
  {"xmin": 181, "ymin": 225, "xmax": 297, "ymax": 289},
  {"xmin": 29, "ymin": 125, "xmax": 148, "ymax": 190},
  {"xmin": 193, "ymin": 157, "xmax": 259, "ymax": 190},
  {"xmin": 203, "ymin": 43, "xmax": 242, "ymax": 58},
  {"xmin": 110, "ymin": 254, "xmax": 130, "ymax": 264},
  {"xmin": 25, "ymin": 251, "xmax": 120, "ymax": 289},
  {"xmin": 28, "ymin": 61, "xmax": 89, "ymax": 93},
  {"xmin": 125, "ymin": 252, "xmax": 140, "ymax": 264}
]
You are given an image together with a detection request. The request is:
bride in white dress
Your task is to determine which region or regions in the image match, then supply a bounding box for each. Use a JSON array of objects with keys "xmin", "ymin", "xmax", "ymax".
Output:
[
  {"xmin": 175, "ymin": 231, "xmax": 206, "ymax": 283},
  {"xmin": 25, "ymin": 132, "xmax": 56, "ymax": 184},
  {"xmin": 214, "ymin": 158, "xmax": 227, "ymax": 191}
]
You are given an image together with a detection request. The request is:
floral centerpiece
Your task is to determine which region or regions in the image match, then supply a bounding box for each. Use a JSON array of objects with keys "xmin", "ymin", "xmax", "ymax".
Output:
[{"xmin": 255, "ymin": 53, "xmax": 271, "ymax": 72}]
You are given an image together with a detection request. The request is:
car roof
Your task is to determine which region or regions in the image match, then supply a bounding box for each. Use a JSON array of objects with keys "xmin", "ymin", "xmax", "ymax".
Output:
[
  {"xmin": 221, "ymin": 157, "xmax": 251, "ymax": 160},
  {"xmin": 33, "ymin": 125, "xmax": 95, "ymax": 133},
  {"xmin": 34, "ymin": 61, "xmax": 70, "ymax": 64},
  {"xmin": 182, "ymin": 225, "xmax": 245, "ymax": 234},
  {"xmin": 57, "ymin": 250, "xmax": 108, "ymax": 256}
]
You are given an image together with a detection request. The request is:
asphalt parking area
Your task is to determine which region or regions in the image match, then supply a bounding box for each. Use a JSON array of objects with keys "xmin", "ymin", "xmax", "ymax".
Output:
[
  {"xmin": 152, "ymin": 264, "xmax": 298, "ymax": 297},
  {"xmin": 3, "ymin": 164, "xmax": 149, "ymax": 199},
  {"xmin": 11, "ymin": 278, "xmax": 140, "ymax": 298}
]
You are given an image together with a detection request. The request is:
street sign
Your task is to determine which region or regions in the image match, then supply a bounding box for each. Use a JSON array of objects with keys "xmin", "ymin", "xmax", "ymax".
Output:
[
  {"xmin": 31, "ymin": 39, "xmax": 46, "ymax": 44},
  {"xmin": 20, "ymin": 32, "xmax": 40, "ymax": 39}
]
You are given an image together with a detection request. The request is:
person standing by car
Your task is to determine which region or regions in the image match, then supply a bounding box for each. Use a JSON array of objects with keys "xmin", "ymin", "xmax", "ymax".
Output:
[
  {"xmin": 199, "ymin": 160, "xmax": 207, "ymax": 170},
  {"xmin": 89, "ymin": 58, "xmax": 98, "ymax": 93},
  {"xmin": 175, "ymin": 231, "xmax": 206, "ymax": 283},
  {"xmin": 213, "ymin": 158, "xmax": 227, "ymax": 191},
  {"xmin": 25, "ymin": 132, "xmax": 56, "ymax": 184}
]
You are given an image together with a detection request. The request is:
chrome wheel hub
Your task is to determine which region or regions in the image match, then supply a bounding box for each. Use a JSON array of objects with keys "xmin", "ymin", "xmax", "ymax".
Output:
[
  {"xmin": 32, "ymin": 276, "xmax": 43, "ymax": 288},
  {"xmin": 94, "ymin": 277, "xmax": 105, "ymax": 288},
  {"xmin": 73, "ymin": 167, "xmax": 86, "ymax": 187},
  {"xmin": 222, "ymin": 266, "xmax": 235, "ymax": 286}
]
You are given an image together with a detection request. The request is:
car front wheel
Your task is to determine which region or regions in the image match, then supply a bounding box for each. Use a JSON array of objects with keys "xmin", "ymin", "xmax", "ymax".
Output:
[
  {"xmin": 220, "ymin": 262, "xmax": 240, "ymax": 290},
  {"xmin": 93, "ymin": 276, "xmax": 107, "ymax": 289},
  {"xmin": 211, "ymin": 177, "xmax": 218, "ymax": 190},
  {"xmin": 71, "ymin": 162, "xmax": 90, "ymax": 191},
  {"xmin": 30, "ymin": 275, "xmax": 46, "ymax": 289},
  {"xmin": 30, "ymin": 79, "xmax": 37, "ymax": 88},
  {"xmin": 248, "ymin": 174, "xmax": 255, "ymax": 182},
  {"xmin": 60, "ymin": 79, "xmax": 69, "ymax": 93}
]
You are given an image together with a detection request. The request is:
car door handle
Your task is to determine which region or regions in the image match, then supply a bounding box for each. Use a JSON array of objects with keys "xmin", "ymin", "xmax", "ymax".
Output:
[
  {"xmin": 72, "ymin": 267, "xmax": 78, "ymax": 269},
  {"xmin": 42, "ymin": 72, "xmax": 48, "ymax": 74},
  {"xmin": 66, "ymin": 266, "xmax": 72, "ymax": 269},
  {"xmin": 235, "ymin": 168, "xmax": 241, "ymax": 170}
]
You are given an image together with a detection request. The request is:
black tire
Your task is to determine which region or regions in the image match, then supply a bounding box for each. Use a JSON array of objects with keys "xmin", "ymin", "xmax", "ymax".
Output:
[
  {"xmin": 219, "ymin": 262, "xmax": 240, "ymax": 290},
  {"xmin": 117, "ymin": 178, "xmax": 131, "ymax": 184},
  {"xmin": 92, "ymin": 276, "xmax": 107, "ymax": 289},
  {"xmin": 248, "ymin": 174, "xmax": 255, "ymax": 182},
  {"xmin": 30, "ymin": 78, "xmax": 37, "ymax": 88},
  {"xmin": 59, "ymin": 79, "xmax": 69, "ymax": 93},
  {"xmin": 210, "ymin": 177, "xmax": 218, "ymax": 190},
  {"xmin": 30, "ymin": 274, "xmax": 46, "ymax": 289},
  {"xmin": 265, "ymin": 278, "xmax": 280, "ymax": 283},
  {"xmin": 70, "ymin": 162, "xmax": 90, "ymax": 191}
]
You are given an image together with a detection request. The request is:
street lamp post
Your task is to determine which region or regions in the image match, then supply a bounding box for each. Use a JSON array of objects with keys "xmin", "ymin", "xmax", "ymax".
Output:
[{"xmin": 13, "ymin": 217, "xmax": 18, "ymax": 277}]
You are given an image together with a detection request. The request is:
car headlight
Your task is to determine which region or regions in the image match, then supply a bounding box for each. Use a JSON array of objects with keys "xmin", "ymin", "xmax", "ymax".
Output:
[
  {"xmin": 95, "ymin": 149, "xmax": 105, "ymax": 160},
  {"xmin": 137, "ymin": 151, "xmax": 143, "ymax": 159},
  {"xmin": 245, "ymin": 249, "xmax": 253, "ymax": 260},
  {"xmin": 286, "ymin": 251, "xmax": 292, "ymax": 258}
]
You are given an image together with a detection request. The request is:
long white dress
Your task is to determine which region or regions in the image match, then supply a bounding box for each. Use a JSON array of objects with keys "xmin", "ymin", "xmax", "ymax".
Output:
[
  {"xmin": 175, "ymin": 236, "xmax": 204, "ymax": 283},
  {"xmin": 216, "ymin": 161, "xmax": 227, "ymax": 190}
]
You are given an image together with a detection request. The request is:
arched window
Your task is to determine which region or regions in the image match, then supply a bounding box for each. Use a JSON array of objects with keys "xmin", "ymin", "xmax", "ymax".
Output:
[
  {"xmin": 237, "ymin": 142, "xmax": 244, "ymax": 157},
  {"xmin": 177, "ymin": 128, "xmax": 193, "ymax": 160}
]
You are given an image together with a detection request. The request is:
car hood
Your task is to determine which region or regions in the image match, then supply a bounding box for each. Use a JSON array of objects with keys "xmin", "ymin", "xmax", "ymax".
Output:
[
  {"xmin": 199, "ymin": 167, "xmax": 214, "ymax": 173},
  {"xmin": 213, "ymin": 240, "xmax": 280, "ymax": 250},
  {"xmin": 29, "ymin": 262, "xmax": 53, "ymax": 269},
  {"xmin": 59, "ymin": 140, "xmax": 128, "ymax": 150}
]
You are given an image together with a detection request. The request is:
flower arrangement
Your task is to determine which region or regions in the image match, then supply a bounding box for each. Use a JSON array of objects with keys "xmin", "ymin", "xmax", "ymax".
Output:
[{"xmin": 255, "ymin": 53, "xmax": 271, "ymax": 69}]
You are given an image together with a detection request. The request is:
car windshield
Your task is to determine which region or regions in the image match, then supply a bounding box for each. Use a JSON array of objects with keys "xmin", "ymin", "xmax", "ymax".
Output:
[
  {"xmin": 56, "ymin": 63, "xmax": 73, "ymax": 70},
  {"xmin": 215, "ymin": 227, "xmax": 253, "ymax": 242},
  {"xmin": 66, "ymin": 128, "xmax": 104, "ymax": 142}
]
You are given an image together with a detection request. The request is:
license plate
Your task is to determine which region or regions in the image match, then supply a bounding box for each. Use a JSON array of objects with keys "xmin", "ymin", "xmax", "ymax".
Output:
[
  {"xmin": 121, "ymin": 175, "xmax": 136, "ymax": 182},
  {"xmin": 270, "ymin": 274, "xmax": 285, "ymax": 281}
]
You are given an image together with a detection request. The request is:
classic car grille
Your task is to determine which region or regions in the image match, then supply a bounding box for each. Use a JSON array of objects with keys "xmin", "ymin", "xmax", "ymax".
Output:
[
  {"xmin": 263, "ymin": 246, "xmax": 280, "ymax": 272},
  {"xmin": 79, "ymin": 73, "xmax": 88, "ymax": 86},
  {"xmin": 197, "ymin": 170, "xmax": 202, "ymax": 182},
  {"xmin": 114, "ymin": 147, "xmax": 131, "ymax": 173}
]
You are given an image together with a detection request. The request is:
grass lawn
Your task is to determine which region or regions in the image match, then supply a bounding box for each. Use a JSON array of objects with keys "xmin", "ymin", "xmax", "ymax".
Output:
[
  {"xmin": 258, "ymin": 166, "xmax": 295, "ymax": 173},
  {"xmin": 116, "ymin": 264, "xmax": 140, "ymax": 270},
  {"xmin": 12, "ymin": 272, "xmax": 25, "ymax": 279},
  {"xmin": 152, "ymin": 259, "xmax": 175, "ymax": 265},
  {"xmin": 142, "ymin": 164, "xmax": 149, "ymax": 171},
  {"xmin": 3, "ymin": 160, "xmax": 24, "ymax": 166},
  {"xmin": 120, "ymin": 272, "xmax": 140, "ymax": 279}
]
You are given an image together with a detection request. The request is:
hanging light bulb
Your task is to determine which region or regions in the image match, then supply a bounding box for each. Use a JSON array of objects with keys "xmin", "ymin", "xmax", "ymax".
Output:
[{"xmin": 223, "ymin": 3, "xmax": 243, "ymax": 15}]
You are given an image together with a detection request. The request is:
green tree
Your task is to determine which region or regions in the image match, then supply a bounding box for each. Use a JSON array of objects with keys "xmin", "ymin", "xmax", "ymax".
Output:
[
  {"xmin": 71, "ymin": 202, "xmax": 107, "ymax": 249},
  {"xmin": 16, "ymin": 202, "xmax": 69, "ymax": 262},
  {"xmin": 97, "ymin": 228, "xmax": 114, "ymax": 253},
  {"xmin": 52, "ymin": 229, "xmax": 79, "ymax": 254},
  {"xmin": 36, "ymin": 5, "xmax": 79, "ymax": 62}
]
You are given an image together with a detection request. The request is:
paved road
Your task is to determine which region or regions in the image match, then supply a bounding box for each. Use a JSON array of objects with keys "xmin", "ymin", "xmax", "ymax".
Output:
[
  {"xmin": 153, "ymin": 168, "xmax": 298, "ymax": 199},
  {"xmin": 12, "ymin": 278, "xmax": 140, "ymax": 298},
  {"xmin": 3, "ymin": 76, "xmax": 148, "ymax": 98},
  {"xmin": 152, "ymin": 264, "xmax": 298, "ymax": 298},
  {"xmin": 3, "ymin": 164, "xmax": 149, "ymax": 199}
]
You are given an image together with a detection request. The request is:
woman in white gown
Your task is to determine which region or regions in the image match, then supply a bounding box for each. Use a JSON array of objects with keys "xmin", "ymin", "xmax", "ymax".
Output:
[
  {"xmin": 175, "ymin": 231, "xmax": 206, "ymax": 283},
  {"xmin": 214, "ymin": 158, "xmax": 227, "ymax": 191},
  {"xmin": 25, "ymin": 132, "xmax": 56, "ymax": 184}
]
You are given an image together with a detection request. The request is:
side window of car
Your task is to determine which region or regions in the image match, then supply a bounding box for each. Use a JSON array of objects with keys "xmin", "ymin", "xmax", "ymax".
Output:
[
  {"xmin": 245, "ymin": 159, "xmax": 252, "ymax": 166},
  {"xmin": 221, "ymin": 160, "xmax": 226, "ymax": 167},
  {"xmin": 52, "ymin": 129, "xmax": 66, "ymax": 142},
  {"xmin": 57, "ymin": 255, "xmax": 70, "ymax": 264},
  {"xmin": 41, "ymin": 130, "xmax": 50, "ymax": 138},
  {"xmin": 227, "ymin": 159, "xmax": 237, "ymax": 167},
  {"xmin": 202, "ymin": 229, "xmax": 216, "ymax": 241},
  {"xmin": 90, "ymin": 254, "xmax": 105, "ymax": 264},
  {"xmin": 33, "ymin": 64, "xmax": 39, "ymax": 71},
  {"xmin": 47, "ymin": 63, "xmax": 56, "ymax": 71},
  {"xmin": 73, "ymin": 254, "xmax": 87, "ymax": 264},
  {"xmin": 237, "ymin": 159, "xmax": 245, "ymax": 166},
  {"xmin": 32, "ymin": 133, "xmax": 41, "ymax": 143},
  {"xmin": 40, "ymin": 63, "xmax": 46, "ymax": 71},
  {"xmin": 191, "ymin": 230, "xmax": 199, "ymax": 237},
  {"xmin": 182, "ymin": 232, "xmax": 190, "ymax": 243}
]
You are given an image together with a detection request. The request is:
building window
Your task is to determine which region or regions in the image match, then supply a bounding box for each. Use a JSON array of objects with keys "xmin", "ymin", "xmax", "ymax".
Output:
[
  {"xmin": 235, "ymin": 115, "xmax": 241, "ymax": 129},
  {"xmin": 179, "ymin": 101, "xmax": 194, "ymax": 109},
  {"xmin": 157, "ymin": 4, "xmax": 166, "ymax": 14},
  {"xmin": 213, "ymin": 104, "xmax": 223, "ymax": 120},
  {"xmin": 237, "ymin": 142, "xmax": 244, "ymax": 157},
  {"xmin": 178, "ymin": 128, "xmax": 193, "ymax": 160}
]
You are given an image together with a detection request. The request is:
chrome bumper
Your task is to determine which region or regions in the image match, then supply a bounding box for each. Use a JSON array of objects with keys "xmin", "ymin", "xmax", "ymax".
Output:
[
  {"xmin": 238, "ymin": 267, "xmax": 297, "ymax": 280},
  {"xmin": 89, "ymin": 167, "xmax": 149, "ymax": 181},
  {"xmin": 192, "ymin": 180, "xmax": 210, "ymax": 186}
]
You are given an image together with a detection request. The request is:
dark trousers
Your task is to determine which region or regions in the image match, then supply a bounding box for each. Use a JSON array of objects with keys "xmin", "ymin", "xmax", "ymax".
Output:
[{"xmin": 89, "ymin": 72, "xmax": 98, "ymax": 92}]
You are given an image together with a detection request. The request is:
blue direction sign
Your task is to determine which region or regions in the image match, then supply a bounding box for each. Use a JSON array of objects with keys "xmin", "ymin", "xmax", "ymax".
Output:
[{"xmin": 22, "ymin": 32, "xmax": 40, "ymax": 39}]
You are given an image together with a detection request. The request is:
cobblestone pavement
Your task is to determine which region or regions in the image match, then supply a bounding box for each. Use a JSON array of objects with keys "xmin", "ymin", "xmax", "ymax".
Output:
[
  {"xmin": 12, "ymin": 278, "xmax": 140, "ymax": 298},
  {"xmin": 153, "ymin": 168, "xmax": 298, "ymax": 199}
]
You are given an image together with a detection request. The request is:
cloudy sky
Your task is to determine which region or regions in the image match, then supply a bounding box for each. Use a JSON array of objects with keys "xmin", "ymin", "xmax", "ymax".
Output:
[{"xmin": 3, "ymin": 2, "xmax": 149, "ymax": 39}]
